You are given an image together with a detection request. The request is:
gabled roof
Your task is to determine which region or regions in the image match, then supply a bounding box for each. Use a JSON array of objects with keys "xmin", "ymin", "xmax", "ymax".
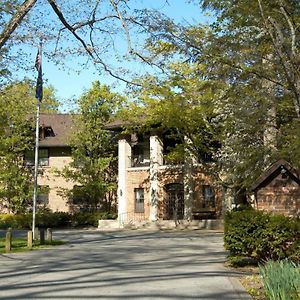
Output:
[
  {"xmin": 39, "ymin": 114, "xmax": 74, "ymax": 147},
  {"xmin": 250, "ymin": 159, "xmax": 300, "ymax": 191}
]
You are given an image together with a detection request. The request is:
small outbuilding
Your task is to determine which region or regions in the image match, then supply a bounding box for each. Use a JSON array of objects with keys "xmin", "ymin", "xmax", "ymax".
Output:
[{"xmin": 250, "ymin": 159, "xmax": 300, "ymax": 217}]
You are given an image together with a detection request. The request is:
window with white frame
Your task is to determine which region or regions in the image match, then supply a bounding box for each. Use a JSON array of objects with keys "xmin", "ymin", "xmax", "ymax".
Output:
[{"xmin": 134, "ymin": 188, "xmax": 144, "ymax": 213}]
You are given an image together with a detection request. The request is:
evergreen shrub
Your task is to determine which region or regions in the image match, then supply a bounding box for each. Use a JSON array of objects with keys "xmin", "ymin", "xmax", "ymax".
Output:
[{"xmin": 224, "ymin": 209, "xmax": 300, "ymax": 262}]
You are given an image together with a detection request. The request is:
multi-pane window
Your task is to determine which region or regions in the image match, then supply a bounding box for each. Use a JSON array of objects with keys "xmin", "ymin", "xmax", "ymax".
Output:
[
  {"xmin": 37, "ymin": 185, "xmax": 49, "ymax": 205},
  {"xmin": 24, "ymin": 148, "xmax": 49, "ymax": 166},
  {"xmin": 134, "ymin": 188, "xmax": 144, "ymax": 213},
  {"xmin": 202, "ymin": 185, "xmax": 215, "ymax": 208}
]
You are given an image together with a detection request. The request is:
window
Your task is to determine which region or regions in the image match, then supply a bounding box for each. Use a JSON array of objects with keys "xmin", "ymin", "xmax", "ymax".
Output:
[
  {"xmin": 24, "ymin": 148, "xmax": 49, "ymax": 166},
  {"xmin": 37, "ymin": 185, "xmax": 49, "ymax": 205},
  {"xmin": 202, "ymin": 185, "xmax": 215, "ymax": 208},
  {"xmin": 134, "ymin": 188, "xmax": 144, "ymax": 213}
]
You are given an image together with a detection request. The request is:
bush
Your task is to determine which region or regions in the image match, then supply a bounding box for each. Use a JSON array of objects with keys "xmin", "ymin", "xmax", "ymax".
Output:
[
  {"xmin": 0, "ymin": 211, "xmax": 117, "ymax": 229},
  {"xmin": 224, "ymin": 210, "xmax": 300, "ymax": 262},
  {"xmin": 259, "ymin": 260, "xmax": 300, "ymax": 300}
]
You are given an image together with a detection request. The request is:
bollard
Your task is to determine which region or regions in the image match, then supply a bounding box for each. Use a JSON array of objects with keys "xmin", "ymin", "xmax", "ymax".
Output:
[
  {"xmin": 46, "ymin": 228, "xmax": 52, "ymax": 243},
  {"xmin": 5, "ymin": 230, "xmax": 12, "ymax": 252},
  {"xmin": 40, "ymin": 228, "xmax": 45, "ymax": 245},
  {"xmin": 27, "ymin": 231, "xmax": 33, "ymax": 249}
]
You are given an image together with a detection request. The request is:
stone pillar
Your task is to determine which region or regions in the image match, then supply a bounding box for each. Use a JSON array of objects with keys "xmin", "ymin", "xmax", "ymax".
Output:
[
  {"xmin": 183, "ymin": 138, "xmax": 196, "ymax": 220},
  {"xmin": 118, "ymin": 138, "xmax": 131, "ymax": 224},
  {"xmin": 149, "ymin": 135, "xmax": 163, "ymax": 221}
]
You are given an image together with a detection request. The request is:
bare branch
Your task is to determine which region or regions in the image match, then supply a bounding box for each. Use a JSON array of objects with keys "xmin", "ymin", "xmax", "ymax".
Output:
[
  {"xmin": 0, "ymin": 0, "xmax": 37, "ymax": 49},
  {"xmin": 110, "ymin": 0, "xmax": 132, "ymax": 53},
  {"xmin": 47, "ymin": 0, "xmax": 140, "ymax": 86}
]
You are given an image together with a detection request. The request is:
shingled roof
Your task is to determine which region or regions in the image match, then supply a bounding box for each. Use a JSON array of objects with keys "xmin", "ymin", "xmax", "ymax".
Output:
[
  {"xmin": 250, "ymin": 159, "xmax": 300, "ymax": 191},
  {"xmin": 39, "ymin": 114, "xmax": 75, "ymax": 147}
]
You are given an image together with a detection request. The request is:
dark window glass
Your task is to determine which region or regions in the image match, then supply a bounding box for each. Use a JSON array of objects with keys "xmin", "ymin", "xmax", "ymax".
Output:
[
  {"xmin": 134, "ymin": 188, "xmax": 144, "ymax": 213},
  {"xmin": 202, "ymin": 185, "xmax": 215, "ymax": 208},
  {"xmin": 24, "ymin": 148, "xmax": 49, "ymax": 166}
]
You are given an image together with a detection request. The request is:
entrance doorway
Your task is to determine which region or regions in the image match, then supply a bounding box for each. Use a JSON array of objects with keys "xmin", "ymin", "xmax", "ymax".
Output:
[{"xmin": 165, "ymin": 183, "xmax": 184, "ymax": 220}]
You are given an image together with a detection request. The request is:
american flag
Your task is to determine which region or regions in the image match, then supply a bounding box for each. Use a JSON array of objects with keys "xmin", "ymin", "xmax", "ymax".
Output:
[{"xmin": 35, "ymin": 45, "xmax": 43, "ymax": 101}]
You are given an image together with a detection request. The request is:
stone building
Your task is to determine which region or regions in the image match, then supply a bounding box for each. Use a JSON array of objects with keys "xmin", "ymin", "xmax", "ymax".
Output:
[
  {"xmin": 25, "ymin": 114, "xmax": 74, "ymax": 212},
  {"xmin": 106, "ymin": 121, "xmax": 223, "ymax": 226},
  {"xmin": 250, "ymin": 159, "xmax": 300, "ymax": 217}
]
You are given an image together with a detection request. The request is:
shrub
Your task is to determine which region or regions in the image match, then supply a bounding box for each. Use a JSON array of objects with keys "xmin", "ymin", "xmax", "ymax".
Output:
[
  {"xmin": 259, "ymin": 260, "xmax": 300, "ymax": 300},
  {"xmin": 0, "ymin": 211, "xmax": 117, "ymax": 229},
  {"xmin": 224, "ymin": 210, "xmax": 300, "ymax": 262}
]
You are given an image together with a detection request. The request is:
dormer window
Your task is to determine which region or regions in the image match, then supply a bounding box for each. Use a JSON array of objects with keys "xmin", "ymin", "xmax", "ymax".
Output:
[{"xmin": 39, "ymin": 126, "xmax": 55, "ymax": 140}]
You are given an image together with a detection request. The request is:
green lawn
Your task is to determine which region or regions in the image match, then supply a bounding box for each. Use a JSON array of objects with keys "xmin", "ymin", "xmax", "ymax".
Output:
[{"xmin": 0, "ymin": 238, "xmax": 65, "ymax": 253}]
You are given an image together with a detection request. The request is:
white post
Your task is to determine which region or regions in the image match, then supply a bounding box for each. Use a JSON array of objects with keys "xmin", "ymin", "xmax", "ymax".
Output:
[
  {"xmin": 32, "ymin": 101, "xmax": 40, "ymax": 240},
  {"xmin": 32, "ymin": 43, "xmax": 43, "ymax": 240},
  {"xmin": 149, "ymin": 135, "xmax": 163, "ymax": 221}
]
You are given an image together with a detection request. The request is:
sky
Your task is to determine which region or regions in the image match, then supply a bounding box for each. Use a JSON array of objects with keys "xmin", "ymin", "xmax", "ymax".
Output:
[{"xmin": 30, "ymin": 1, "xmax": 211, "ymax": 108}]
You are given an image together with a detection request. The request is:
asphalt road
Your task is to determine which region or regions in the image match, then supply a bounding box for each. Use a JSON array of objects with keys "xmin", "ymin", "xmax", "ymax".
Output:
[{"xmin": 0, "ymin": 229, "xmax": 250, "ymax": 299}]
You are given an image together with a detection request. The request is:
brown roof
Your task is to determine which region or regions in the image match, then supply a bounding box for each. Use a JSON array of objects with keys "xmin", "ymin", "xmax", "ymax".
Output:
[
  {"xmin": 39, "ymin": 114, "xmax": 75, "ymax": 147},
  {"xmin": 250, "ymin": 159, "xmax": 300, "ymax": 191}
]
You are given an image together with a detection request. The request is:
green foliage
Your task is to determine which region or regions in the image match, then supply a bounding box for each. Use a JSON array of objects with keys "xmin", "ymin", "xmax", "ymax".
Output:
[
  {"xmin": 0, "ymin": 80, "xmax": 60, "ymax": 213},
  {"xmin": 58, "ymin": 81, "xmax": 123, "ymax": 212},
  {"xmin": 121, "ymin": 62, "xmax": 223, "ymax": 170},
  {"xmin": 0, "ymin": 211, "xmax": 117, "ymax": 229},
  {"xmin": 259, "ymin": 260, "xmax": 300, "ymax": 300},
  {"xmin": 224, "ymin": 210, "xmax": 300, "ymax": 262}
]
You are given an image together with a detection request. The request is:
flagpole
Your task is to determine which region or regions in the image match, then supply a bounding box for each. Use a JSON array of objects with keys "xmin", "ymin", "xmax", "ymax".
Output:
[
  {"xmin": 32, "ymin": 42, "xmax": 43, "ymax": 240},
  {"xmin": 32, "ymin": 100, "xmax": 40, "ymax": 240}
]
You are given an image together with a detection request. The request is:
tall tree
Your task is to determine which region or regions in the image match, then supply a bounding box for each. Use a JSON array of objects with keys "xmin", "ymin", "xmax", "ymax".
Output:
[
  {"xmin": 138, "ymin": 1, "xmax": 300, "ymax": 194},
  {"xmin": 0, "ymin": 80, "xmax": 60, "ymax": 212},
  {"xmin": 59, "ymin": 81, "xmax": 124, "ymax": 212}
]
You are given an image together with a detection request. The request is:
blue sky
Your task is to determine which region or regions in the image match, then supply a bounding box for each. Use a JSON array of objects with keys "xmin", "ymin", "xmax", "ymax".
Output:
[{"xmin": 35, "ymin": 1, "xmax": 210, "ymax": 107}]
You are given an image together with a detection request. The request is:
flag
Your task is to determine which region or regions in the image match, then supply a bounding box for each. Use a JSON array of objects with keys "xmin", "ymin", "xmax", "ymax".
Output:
[{"xmin": 35, "ymin": 45, "xmax": 43, "ymax": 101}]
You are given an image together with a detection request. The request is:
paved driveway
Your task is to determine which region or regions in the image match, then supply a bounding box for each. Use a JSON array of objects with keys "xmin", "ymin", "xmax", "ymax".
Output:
[{"xmin": 0, "ymin": 230, "xmax": 250, "ymax": 299}]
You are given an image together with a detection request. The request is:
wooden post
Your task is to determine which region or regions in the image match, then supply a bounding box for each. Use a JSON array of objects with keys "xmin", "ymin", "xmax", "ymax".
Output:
[
  {"xmin": 40, "ymin": 228, "xmax": 45, "ymax": 245},
  {"xmin": 46, "ymin": 228, "xmax": 52, "ymax": 243},
  {"xmin": 5, "ymin": 229, "xmax": 12, "ymax": 252},
  {"xmin": 27, "ymin": 231, "xmax": 33, "ymax": 249}
]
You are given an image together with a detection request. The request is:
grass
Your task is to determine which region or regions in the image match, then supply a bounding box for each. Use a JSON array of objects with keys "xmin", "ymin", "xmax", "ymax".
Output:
[{"xmin": 0, "ymin": 238, "xmax": 65, "ymax": 253}]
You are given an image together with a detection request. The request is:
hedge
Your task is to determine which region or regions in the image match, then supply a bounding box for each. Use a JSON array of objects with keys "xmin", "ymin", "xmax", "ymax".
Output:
[
  {"xmin": 224, "ymin": 209, "xmax": 300, "ymax": 262},
  {"xmin": 0, "ymin": 211, "xmax": 117, "ymax": 229}
]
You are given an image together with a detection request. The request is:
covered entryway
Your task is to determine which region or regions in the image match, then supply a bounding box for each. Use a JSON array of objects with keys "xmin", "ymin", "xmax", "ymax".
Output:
[{"xmin": 164, "ymin": 183, "xmax": 184, "ymax": 220}]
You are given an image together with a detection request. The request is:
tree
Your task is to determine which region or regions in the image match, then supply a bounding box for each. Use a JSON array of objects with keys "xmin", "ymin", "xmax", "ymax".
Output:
[
  {"xmin": 59, "ymin": 81, "xmax": 124, "ymax": 212},
  {"xmin": 0, "ymin": 80, "xmax": 60, "ymax": 212},
  {"xmin": 137, "ymin": 1, "xmax": 300, "ymax": 196},
  {"xmin": 0, "ymin": 0, "xmax": 171, "ymax": 85}
]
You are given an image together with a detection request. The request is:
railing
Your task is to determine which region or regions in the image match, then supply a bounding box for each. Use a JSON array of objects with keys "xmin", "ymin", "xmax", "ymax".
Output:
[
  {"xmin": 118, "ymin": 211, "xmax": 147, "ymax": 226},
  {"xmin": 130, "ymin": 155, "xmax": 150, "ymax": 167}
]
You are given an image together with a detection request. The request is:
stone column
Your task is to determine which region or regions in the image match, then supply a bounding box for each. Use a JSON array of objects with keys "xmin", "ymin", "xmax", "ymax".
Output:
[
  {"xmin": 118, "ymin": 138, "xmax": 131, "ymax": 224},
  {"xmin": 149, "ymin": 135, "xmax": 163, "ymax": 221},
  {"xmin": 183, "ymin": 138, "xmax": 197, "ymax": 220}
]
